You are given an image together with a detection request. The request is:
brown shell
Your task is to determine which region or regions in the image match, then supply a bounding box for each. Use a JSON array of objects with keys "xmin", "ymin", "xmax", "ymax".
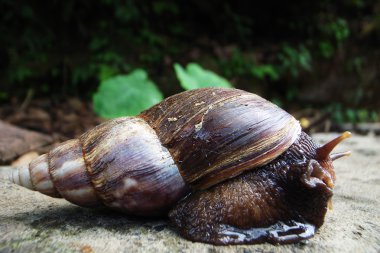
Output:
[
  {"xmin": 79, "ymin": 117, "xmax": 188, "ymax": 215},
  {"xmin": 11, "ymin": 87, "xmax": 301, "ymax": 216},
  {"xmin": 12, "ymin": 117, "xmax": 188, "ymax": 216},
  {"xmin": 139, "ymin": 88, "xmax": 301, "ymax": 189}
]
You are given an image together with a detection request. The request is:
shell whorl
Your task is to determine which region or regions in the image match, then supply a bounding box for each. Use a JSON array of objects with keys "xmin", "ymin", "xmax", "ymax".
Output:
[
  {"xmin": 141, "ymin": 88, "xmax": 301, "ymax": 189},
  {"xmin": 79, "ymin": 117, "xmax": 188, "ymax": 215},
  {"xmin": 12, "ymin": 117, "xmax": 188, "ymax": 216},
  {"xmin": 11, "ymin": 88, "xmax": 301, "ymax": 216},
  {"xmin": 11, "ymin": 154, "xmax": 61, "ymax": 198}
]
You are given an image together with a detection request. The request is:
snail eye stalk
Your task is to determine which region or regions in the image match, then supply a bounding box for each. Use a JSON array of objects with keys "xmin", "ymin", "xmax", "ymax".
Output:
[
  {"xmin": 330, "ymin": 151, "xmax": 351, "ymax": 161},
  {"xmin": 316, "ymin": 131, "xmax": 352, "ymax": 161}
]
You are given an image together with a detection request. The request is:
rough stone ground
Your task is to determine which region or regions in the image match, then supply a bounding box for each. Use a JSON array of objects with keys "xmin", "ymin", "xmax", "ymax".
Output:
[{"xmin": 0, "ymin": 133, "xmax": 379, "ymax": 253}]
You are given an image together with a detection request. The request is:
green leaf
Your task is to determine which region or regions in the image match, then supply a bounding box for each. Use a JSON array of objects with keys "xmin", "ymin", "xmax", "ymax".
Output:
[
  {"xmin": 93, "ymin": 69, "xmax": 163, "ymax": 118},
  {"xmin": 174, "ymin": 63, "xmax": 233, "ymax": 90}
]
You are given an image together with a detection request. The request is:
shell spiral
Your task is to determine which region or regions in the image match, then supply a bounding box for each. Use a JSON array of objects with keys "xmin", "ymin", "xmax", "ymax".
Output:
[{"xmin": 10, "ymin": 88, "xmax": 301, "ymax": 216}]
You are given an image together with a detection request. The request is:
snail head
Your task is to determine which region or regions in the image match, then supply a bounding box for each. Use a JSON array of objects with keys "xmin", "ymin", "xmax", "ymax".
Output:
[
  {"xmin": 297, "ymin": 131, "xmax": 352, "ymax": 192},
  {"xmin": 283, "ymin": 132, "xmax": 352, "ymax": 226},
  {"xmin": 286, "ymin": 131, "xmax": 352, "ymax": 191}
]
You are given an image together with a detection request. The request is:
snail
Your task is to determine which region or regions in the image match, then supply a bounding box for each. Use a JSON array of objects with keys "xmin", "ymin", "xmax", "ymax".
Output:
[{"xmin": 9, "ymin": 88, "xmax": 351, "ymax": 245}]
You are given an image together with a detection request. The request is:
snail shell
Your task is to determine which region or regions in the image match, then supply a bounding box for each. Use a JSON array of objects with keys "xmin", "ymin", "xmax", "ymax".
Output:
[
  {"xmin": 12, "ymin": 117, "xmax": 187, "ymax": 215},
  {"xmin": 10, "ymin": 88, "xmax": 350, "ymax": 245}
]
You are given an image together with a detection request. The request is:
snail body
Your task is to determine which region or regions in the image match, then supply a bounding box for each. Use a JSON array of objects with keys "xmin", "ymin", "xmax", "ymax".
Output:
[{"xmin": 10, "ymin": 88, "xmax": 350, "ymax": 245}]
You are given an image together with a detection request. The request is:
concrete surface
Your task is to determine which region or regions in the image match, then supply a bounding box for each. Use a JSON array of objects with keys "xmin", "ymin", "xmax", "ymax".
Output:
[{"xmin": 0, "ymin": 133, "xmax": 379, "ymax": 253}]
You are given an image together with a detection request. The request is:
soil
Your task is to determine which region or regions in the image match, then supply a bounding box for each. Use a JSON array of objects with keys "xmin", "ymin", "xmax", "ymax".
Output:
[{"xmin": 0, "ymin": 98, "xmax": 103, "ymax": 143}]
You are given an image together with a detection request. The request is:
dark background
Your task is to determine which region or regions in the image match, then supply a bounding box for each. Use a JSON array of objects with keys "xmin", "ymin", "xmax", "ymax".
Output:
[{"xmin": 1, "ymin": 0, "xmax": 379, "ymax": 137}]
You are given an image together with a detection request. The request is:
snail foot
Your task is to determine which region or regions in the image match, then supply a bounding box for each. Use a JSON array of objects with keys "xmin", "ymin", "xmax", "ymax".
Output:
[
  {"xmin": 215, "ymin": 220, "xmax": 315, "ymax": 245},
  {"xmin": 171, "ymin": 218, "xmax": 316, "ymax": 245}
]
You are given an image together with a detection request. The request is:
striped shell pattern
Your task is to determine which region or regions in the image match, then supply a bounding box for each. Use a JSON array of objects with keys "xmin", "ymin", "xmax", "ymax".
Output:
[{"xmin": 10, "ymin": 88, "xmax": 301, "ymax": 216}]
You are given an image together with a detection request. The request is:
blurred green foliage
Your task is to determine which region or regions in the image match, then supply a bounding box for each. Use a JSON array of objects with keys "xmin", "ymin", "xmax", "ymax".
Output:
[
  {"xmin": 219, "ymin": 49, "xmax": 280, "ymax": 81},
  {"xmin": 94, "ymin": 64, "xmax": 232, "ymax": 117},
  {"xmin": 0, "ymin": 0, "xmax": 379, "ymax": 122},
  {"xmin": 326, "ymin": 104, "xmax": 379, "ymax": 124},
  {"xmin": 174, "ymin": 63, "xmax": 232, "ymax": 90},
  {"xmin": 278, "ymin": 45, "xmax": 312, "ymax": 78},
  {"xmin": 93, "ymin": 69, "xmax": 163, "ymax": 118}
]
